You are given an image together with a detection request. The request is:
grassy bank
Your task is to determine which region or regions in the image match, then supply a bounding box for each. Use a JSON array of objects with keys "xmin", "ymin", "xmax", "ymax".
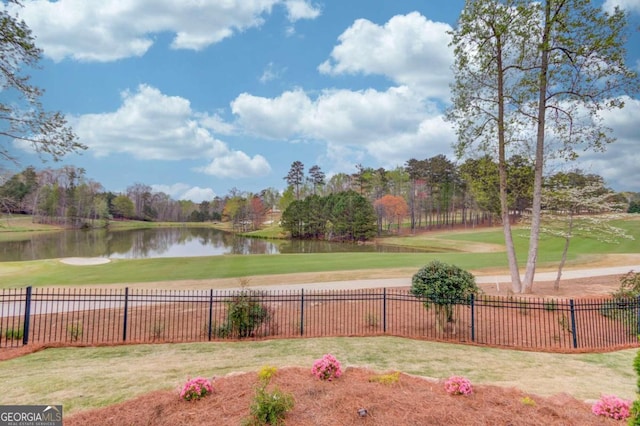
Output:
[{"xmin": 0, "ymin": 337, "xmax": 634, "ymax": 415}]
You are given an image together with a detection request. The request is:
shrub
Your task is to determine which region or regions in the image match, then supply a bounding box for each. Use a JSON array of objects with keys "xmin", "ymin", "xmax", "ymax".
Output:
[
  {"xmin": 444, "ymin": 376, "xmax": 473, "ymax": 396},
  {"xmin": 67, "ymin": 323, "xmax": 82, "ymax": 342},
  {"xmin": 629, "ymin": 350, "xmax": 640, "ymax": 425},
  {"xmin": 244, "ymin": 366, "xmax": 294, "ymax": 426},
  {"xmin": 180, "ymin": 377, "xmax": 213, "ymax": 401},
  {"xmin": 591, "ymin": 395, "xmax": 630, "ymax": 420},
  {"xmin": 245, "ymin": 386, "xmax": 294, "ymax": 425},
  {"xmin": 369, "ymin": 371, "xmax": 400, "ymax": 385},
  {"xmin": 4, "ymin": 327, "xmax": 23, "ymax": 340},
  {"xmin": 411, "ymin": 261, "xmax": 479, "ymax": 331},
  {"xmin": 311, "ymin": 354, "xmax": 342, "ymax": 381},
  {"xmin": 217, "ymin": 290, "xmax": 271, "ymax": 338}
]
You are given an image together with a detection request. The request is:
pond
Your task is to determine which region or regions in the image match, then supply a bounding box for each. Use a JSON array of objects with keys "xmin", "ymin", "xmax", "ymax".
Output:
[{"xmin": 0, "ymin": 227, "xmax": 424, "ymax": 261}]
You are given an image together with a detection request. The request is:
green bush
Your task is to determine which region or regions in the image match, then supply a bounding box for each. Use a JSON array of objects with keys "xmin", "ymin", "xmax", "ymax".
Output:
[
  {"xmin": 245, "ymin": 386, "xmax": 294, "ymax": 425},
  {"xmin": 629, "ymin": 350, "xmax": 640, "ymax": 425},
  {"xmin": 217, "ymin": 291, "xmax": 271, "ymax": 338},
  {"xmin": 600, "ymin": 271, "xmax": 640, "ymax": 336},
  {"xmin": 243, "ymin": 366, "xmax": 294, "ymax": 426},
  {"xmin": 410, "ymin": 261, "xmax": 479, "ymax": 331},
  {"xmin": 4, "ymin": 327, "xmax": 23, "ymax": 340}
]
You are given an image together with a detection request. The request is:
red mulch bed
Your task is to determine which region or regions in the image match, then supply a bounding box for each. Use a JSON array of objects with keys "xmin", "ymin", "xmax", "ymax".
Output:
[{"xmin": 64, "ymin": 366, "xmax": 621, "ymax": 425}]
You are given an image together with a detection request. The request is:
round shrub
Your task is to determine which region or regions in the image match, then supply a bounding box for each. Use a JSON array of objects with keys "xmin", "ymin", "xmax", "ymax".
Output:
[
  {"xmin": 180, "ymin": 377, "xmax": 213, "ymax": 401},
  {"xmin": 311, "ymin": 354, "xmax": 343, "ymax": 381},
  {"xmin": 410, "ymin": 261, "xmax": 479, "ymax": 303}
]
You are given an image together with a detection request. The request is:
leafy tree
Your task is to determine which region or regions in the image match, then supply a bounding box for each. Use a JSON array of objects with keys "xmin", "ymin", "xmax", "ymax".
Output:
[
  {"xmin": 111, "ymin": 194, "xmax": 134, "ymax": 219},
  {"xmin": 284, "ymin": 161, "xmax": 305, "ymax": 199},
  {"xmin": 1, "ymin": 1, "xmax": 84, "ymax": 163},
  {"xmin": 308, "ymin": 165, "xmax": 325, "ymax": 195},
  {"xmin": 373, "ymin": 194, "xmax": 408, "ymax": 233},
  {"xmin": 629, "ymin": 201, "xmax": 640, "ymax": 214},
  {"xmin": 532, "ymin": 172, "xmax": 632, "ymax": 289},
  {"xmin": 449, "ymin": 0, "xmax": 638, "ymax": 293},
  {"xmin": 410, "ymin": 261, "xmax": 479, "ymax": 332}
]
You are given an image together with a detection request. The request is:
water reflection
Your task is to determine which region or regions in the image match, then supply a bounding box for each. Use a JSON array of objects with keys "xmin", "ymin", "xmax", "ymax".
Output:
[{"xmin": 0, "ymin": 227, "xmax": 423, "ymax": 261}]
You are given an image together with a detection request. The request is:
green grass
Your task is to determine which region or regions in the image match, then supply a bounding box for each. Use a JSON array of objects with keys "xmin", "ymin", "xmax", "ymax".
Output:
[
  {"xmin": 0, "ymin": 252, "xmax": 508, "ymax": 288},
  {"xmin": 0, "ymin": 337, "xmax": 634, "ymax": 415},
  {"xmin": 0, "ymin": 215, "xmax": 638, "ymax": 289}
]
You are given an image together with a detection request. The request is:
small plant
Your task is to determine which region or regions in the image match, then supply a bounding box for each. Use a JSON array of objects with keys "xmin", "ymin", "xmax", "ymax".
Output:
[
  {"xmin": 365, "ymin": 312, "xmax": 379, "ymax": 328},
  {"xmin": 245, "ymin": 386, "xmax": 294, "ymax": 425},
  {"xmin": 151, "ymin": 322, "xmax": 164, "ymax": 340},
  {"xmin": 543, "ymin": 300, "xmax": 558, "ymax": 311},
  {"xmin": 444, "ymin": 375, "xmax": 473, "ymax": 396},
  {"xmin": 369, "ymin": 371, "xmax": 400, "ymax": 385},
  {"xmin": 558, "ymin": 314, "xmax": 572, "ymax": 334},
  {"xmin": 67, "ymin": 323, "xmax": 82, "ymax": 342},
  {"xmin": 180, "ymin": 377, "xmax": 213, "ymax": 401},
  {"xmin": 521, "ymin": 396, "xmax": 536, "ymax": 406},
  {"xmin": 243, "ymin": 366, "xmax": 294, "ymax": 425},
  {"xmin": 258, "ymin": 366, "xmax": 278, "ymax": 384},
  {"xmin": 591, "ymin": 395, "xmax": 631, "ymax": 420},
  {"xmin": 311, "ymin": 354, "xmax": 343, "ymax": 381},
  {"xmin": 3, "ymin": 327, "xmax": 23, "ymax": 340}
]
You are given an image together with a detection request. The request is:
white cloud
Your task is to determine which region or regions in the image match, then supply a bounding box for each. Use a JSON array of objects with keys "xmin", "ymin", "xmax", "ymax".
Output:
[
  {"xmin": 195, "ymin": 151, "xmax": 271, "ymax": 179},
  {"xmin": 259, "ymin": 62, "xmax": 286, "ymax": 83},
  {"xmin": 575, "ymin": 96, "xmax": 640, "ymax": 191},
  {"xmin": 318, "ymin": 12, "xmax": 454, "ymax": 100},
  {"xmin": 57, "ymin": 84, "xmax": 271, "ymax": 179},
  {"xmin": 7, "ymin": 0, "xmax": 320, "ymax": 62},
  {"xmin": 231, "ymin": 86, "xmax": 455, "ymax": 168},
  {"xmin": 603, "ymin": 0, "xmax": 640, "ymax": 14},
  {"xmin": 283, "ymin": 0, "xmax": 321, "ymax": 21},
  {"xmin": 151, "ymin": 183, "xmax": 216, "ymax": 203}
]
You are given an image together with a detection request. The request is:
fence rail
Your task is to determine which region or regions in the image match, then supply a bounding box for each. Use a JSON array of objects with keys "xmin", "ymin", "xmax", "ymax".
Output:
[{"xmin": 1, "ymin": 287, "xmax": 638, "ymax": 352}]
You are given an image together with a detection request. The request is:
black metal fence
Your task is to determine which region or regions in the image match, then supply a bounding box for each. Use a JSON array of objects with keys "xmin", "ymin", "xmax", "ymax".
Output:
[{"xmin": 1, "ymin": 286, "xmax": 638, "ymax": 352}]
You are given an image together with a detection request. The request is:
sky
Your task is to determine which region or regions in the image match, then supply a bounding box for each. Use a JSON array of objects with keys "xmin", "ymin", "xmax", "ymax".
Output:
[{"xmin": 4, "ymin": 0, "xmax": 640, "ymax": 203}]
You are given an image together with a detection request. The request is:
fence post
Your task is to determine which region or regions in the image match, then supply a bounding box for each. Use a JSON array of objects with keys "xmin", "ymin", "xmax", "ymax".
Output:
[
  {"xmin": 22, "ymin": 286, "xmax": 32, "ymax": 346},
  {"xmin": 122, "ymin": 287, "xmax": 129, "ymax": 342},
  {"xmin": 300, "ymin": 289, "xmax": 304, "ymax": 336},
  {"xmin": 470, "ymin": 293, "xmax": 475, "ymax": 342},
  {"xmin": 208, "ymin": 289, "xmax": 214, "ymax": 341},
  {"xmin": 569, "ymin": 299, "xmax": 578, "ymax": 349},
  {"xmin": 636, "ymin": 295, "xmax": 640, "ymax": 337},
  {"xmin": 383, "ymin": 288, "xmax": 387, "ymax": 333}
]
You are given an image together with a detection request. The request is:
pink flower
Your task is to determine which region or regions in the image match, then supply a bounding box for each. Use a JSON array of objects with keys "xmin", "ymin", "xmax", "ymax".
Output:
[
  {"xmin": 180, "ymin": 377, "xmax": 213, "ymax": 401},
  {"xmin": 591, "ymin": 395, "xmax": 631, "ymax": 420},
  {"xmin": 444, "ymin": 376, "xmax": 473, "ymax": 396},
  {"xmin": 311, "ymin": 354, "xmax": 343, "ymax": 381}
]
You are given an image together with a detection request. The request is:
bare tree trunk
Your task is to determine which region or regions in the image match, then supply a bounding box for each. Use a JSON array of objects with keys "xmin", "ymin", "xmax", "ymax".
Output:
[
  {"xmin": 523, "ymin": 0, "xmax": 551, "ymax": 294},
  {"xmin": 553, "ymin": 213, "xmax": 574, "ymax": 291},
  {"xmin": 496, "ymin": 34, "xmax": 522, "ymax": 293}
]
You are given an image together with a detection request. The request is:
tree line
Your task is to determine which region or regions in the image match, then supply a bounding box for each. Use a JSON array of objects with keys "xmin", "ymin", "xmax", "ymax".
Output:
[{"xmin": 2, "ymin": 153, "xmax": 636, "ymax": 234}]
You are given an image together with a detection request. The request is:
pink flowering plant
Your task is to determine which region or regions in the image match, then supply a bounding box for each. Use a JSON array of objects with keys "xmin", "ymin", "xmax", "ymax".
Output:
[
  {"xmin": 444, "ymin": 375, "xmax": 473, "ymax": 396},
  {"xmin": 180, "ymin": 377, "xmax": 213, "ymax": 401},
  {"xmin": 591, "ymin": 395, "xmax": 631, "ymax": 420},
  {"xmin": 311, "ymin": 354, "xmax": 343, "ymax": 381}
]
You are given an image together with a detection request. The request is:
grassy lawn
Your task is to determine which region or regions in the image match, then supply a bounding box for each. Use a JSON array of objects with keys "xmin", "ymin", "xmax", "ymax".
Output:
[
  {"xmin": 0, "ymin": 215, "xmax": 638, "ymax": 289},
  {"xmin": 0, "ymin": 337, "xmax": 635, "ymax": 415}
]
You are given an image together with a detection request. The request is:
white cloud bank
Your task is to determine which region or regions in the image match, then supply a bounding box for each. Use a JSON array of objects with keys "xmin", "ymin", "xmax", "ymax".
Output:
[
  {"xmin": 231, "ymin": 86, "xmax": 455, "ymax": 169},
  {"xmin": 318, "ymin": 12, "xmax": 454, "ymax": 100},
  {"xmin": 68, "ymin": 84, "xmax": 271, "ymax": 178},
  {"xmin": 7, "ymin": 0, "xmax": 321, "ymax": 62}
]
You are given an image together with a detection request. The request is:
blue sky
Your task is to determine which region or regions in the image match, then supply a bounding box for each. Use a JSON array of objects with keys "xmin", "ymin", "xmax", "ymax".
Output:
[{"xmin": 4, "ymin": 0, "xmax": 640, "ymax": 203}]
